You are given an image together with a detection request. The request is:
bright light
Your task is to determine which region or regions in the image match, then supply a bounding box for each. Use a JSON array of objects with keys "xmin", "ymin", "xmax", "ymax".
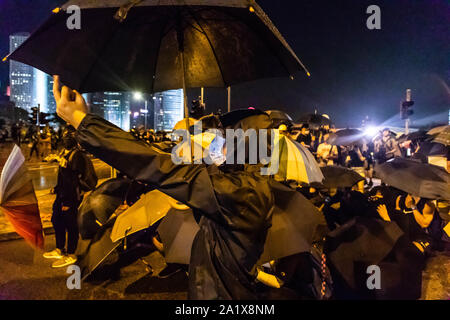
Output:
[
  {"xmin": 133, "ymin": 112, "xmax": 139, "ymax": 118},
  {"xmin": 133, "ymin": 92, "xmax": 143, "ymax": 101},
  {"xmin": 364, "ymin": 126, "xmax": 379, "ymax": 137}
]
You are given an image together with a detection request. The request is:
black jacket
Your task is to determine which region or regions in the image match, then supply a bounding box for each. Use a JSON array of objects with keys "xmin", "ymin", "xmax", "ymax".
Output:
[
  {"xmin": 76, "ymin": 114, "xmax": 274, "ymax": 300},
  {"xmin": 55, "ymin": 149, "xmax": 86, "ymax": 206}
]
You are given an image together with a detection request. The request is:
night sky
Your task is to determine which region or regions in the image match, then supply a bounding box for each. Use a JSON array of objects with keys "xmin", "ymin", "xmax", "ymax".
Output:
[{"xmin": 0, "ymin": 0, "xmax": 448, "ymax": 127}]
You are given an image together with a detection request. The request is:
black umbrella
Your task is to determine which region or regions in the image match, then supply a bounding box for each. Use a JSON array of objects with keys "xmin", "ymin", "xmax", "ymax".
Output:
[
  {"xmin": 156, "ymin": 180, "xmax": 325, "ymax": 265},
  {"xmin": 328, "ymin": 129, "xmax": 365, "ymax": 146},
  {"xmin": 375, "ymin": 158, "xmax": 450, "ymax": 200},
  {"xmin": 412, "ymin": 141, "xmax": 449, "ymax": 162},
  {"xmin": 219, "ymin": 108, "xmax": 266, "ymax": 129},
  {"xmin": 428, "ymin": 125, "xmax": 450, "ymax": 146},
  {"xmin": 297, "ymin": 114, "xmax": 332, "ymax": 130},
  {"xmin": 317, "ymin": 166, "xmax": 365, "ymax": 189},
  {"xmin": 397, "ymin": 130, "xmax": 430, "ymax": 143},
  {"xmin": 265, "ymin": 110, "xmax": 293, "ymax": 128},
  {"xmin": 78, "ymin": 177, "xmax": 132, "ymax": 240},
  {"xmin": 7, "ymin": 0, "xmax": 310, "ymax": 122},
  {"xmin": 77, "ymin": 226, "xmax": 122, "ymax": 281},
  {"xmin": 257, "ymin": 180, "xmax": 326, "ymax": 264},
  {"xmin": 324, "ymin": 217, "xmax": 409, "ymax": 299},
  {"xmin": 157, "ymin": 209, "xmax": 199, "ymax": 265}
]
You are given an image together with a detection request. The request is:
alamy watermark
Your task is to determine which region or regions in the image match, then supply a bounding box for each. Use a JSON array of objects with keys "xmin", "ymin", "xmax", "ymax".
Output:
[
  {"xmin": 366, "ymin": 5, "xmax": 381, "ymax": 30},
  {"xmin": 366, "ymin": 265, "xmax": 381, "ymax": 290},
  {"xmin": 170, "ymin": 122, "xmax": 280, "ymax": 176},
  {"xmin": 66, "ymin": 265, "xmax": 81, "ymax": 290}
]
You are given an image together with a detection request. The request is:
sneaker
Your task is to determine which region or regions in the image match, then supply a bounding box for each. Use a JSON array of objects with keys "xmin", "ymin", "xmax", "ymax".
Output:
[
  {"xmin": 157, "ymin": 263, "xmax": 184, "ymax": 278},
  {"xmin": 51, "ymin": 255, "xmax": 77, "ymax": 268},
  {"xmin": 43, "ymin": 248, "xmax": 64, "ymax": 259}
]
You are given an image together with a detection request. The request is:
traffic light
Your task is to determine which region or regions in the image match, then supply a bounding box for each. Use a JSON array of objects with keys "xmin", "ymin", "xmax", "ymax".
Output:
[
  {"xmin": 29, "ymin": 107, "xmax": 39, "ymax": 125},
  {"xmin": 400, "ymin": 101, "xmax": 414, "ymax": 120},
  {"xmin": 39, "ymin": 112, "xmax": 52, "ymax": 125},
  {"xmin": 400, "ymin": 89, "xmax": 414, "ymax": 120}
]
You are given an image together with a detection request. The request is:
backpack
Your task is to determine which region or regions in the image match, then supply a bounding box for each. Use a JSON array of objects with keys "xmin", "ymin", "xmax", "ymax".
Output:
[{"xmin": 69, "ymin": 150, "xmax": 98, "ymax": 192}]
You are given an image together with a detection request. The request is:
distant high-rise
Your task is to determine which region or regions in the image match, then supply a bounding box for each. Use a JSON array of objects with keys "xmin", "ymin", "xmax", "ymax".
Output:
[
  {"xmin": 85, "ymin": 92, "xmax": 131, "ymax": 131},
  {"xmin": 9, "ymin": 32, "xmax": 54, "ymax": 114},
  {"xmin": 9, "ymin": 33, "xmax": 34, "ymax": 112},
  {"xmin": 154, "ymin": 90, "xmax": 184, "ymax": 131}
]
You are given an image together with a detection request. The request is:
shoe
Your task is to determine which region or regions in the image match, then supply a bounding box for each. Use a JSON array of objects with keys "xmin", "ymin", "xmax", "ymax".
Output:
[
  {"xmin": 157, "ymin": 263, "xmax": 184, "ymax": 278},
  {"xmin": 51, "ymin": 255, "xmax": 77, "ymax": 268},
  {"xmin": 43, "ymin": 248, "xmax": 64, "ymax": 259}
]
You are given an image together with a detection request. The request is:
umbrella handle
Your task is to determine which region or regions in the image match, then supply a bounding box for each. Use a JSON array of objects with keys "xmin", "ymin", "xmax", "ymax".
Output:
[
  {"xmin": 114, "ymin": 0, "xmax": 143, "ymax": 22},
  {"xmin": 123, "ymin": 226, "xmax": 132, "ymax": 250}
]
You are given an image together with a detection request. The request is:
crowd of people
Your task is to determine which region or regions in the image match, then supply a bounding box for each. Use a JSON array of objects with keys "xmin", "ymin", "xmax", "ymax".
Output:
[
  {"xmin": 1, "ymin": 122, "xmax": 69, "ymax": 161},
  {"xmin": 35, "ymin": 82, "xmax": 449, "ymax": 300}
]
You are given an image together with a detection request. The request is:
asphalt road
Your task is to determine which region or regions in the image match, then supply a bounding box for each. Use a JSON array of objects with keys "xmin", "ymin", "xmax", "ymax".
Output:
[
  {"xmin": 0, "ymin": 234, "xmax": 449, "ymax": 300},
  {"xmin": 0, "ymin": 234, "xmax": 188, "ymax": 300}
]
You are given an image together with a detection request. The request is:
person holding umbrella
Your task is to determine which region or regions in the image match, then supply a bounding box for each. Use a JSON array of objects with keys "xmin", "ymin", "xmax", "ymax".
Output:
[{"xmin": 53, "ymin": 76, "xmax": 277, "ymax": 299}]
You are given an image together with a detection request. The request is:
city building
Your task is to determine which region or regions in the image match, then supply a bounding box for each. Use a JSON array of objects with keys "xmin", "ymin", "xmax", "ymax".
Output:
[
  {"xmin": 9, "ymin": 32, "xmax": 55, "ymax": 114},
  {"xmin": 85, "ymin": 92, "xmax": 131, "ymax": 131},
  {"xmin": 130, "ymin": 89, "xmax": 184, "ymax": 131},
  {"xmin": 154, "ymin": 89, "xmax": 184, "ymax": 131},
  {"xmin": 9, "ymin": 33, "xmax": 34, "ymax": 112}
]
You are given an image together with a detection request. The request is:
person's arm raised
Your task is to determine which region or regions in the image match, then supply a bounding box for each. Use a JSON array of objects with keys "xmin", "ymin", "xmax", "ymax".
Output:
[
  {"xmin": 53, "ymin": 75, "xmax": 87, "ymax": 129},
  {"xmin": 52, "ymin": 75, "xmax": 220, "ymax": 216}
]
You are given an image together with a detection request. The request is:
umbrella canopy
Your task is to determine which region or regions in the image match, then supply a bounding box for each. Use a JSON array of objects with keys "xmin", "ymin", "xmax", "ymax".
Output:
[
  {"xmin": 78, "ymin": 177, "xmax": 132, "ymax": 240},
  {"xmin": 219, "ymin": 108, "xmax": 267, "ymax": 129},
  {"xmin": 328, "ymin": 129, "xmax": 365, "ymax": 146},
  {"xmin": 428, "ymin": 125, "xmax": 450, "ymax": 146},
  {"xmin": 77, "ymin": 226, "xmax": 121, "ymax": 280},
  {"xmin": 412, "ymin": 141, "xmax": 449, "ymax": 161},
  {"xmin": 265, "ymin": 110, "xmax": 293, "ymax": 128},
  {"xmin": 324, "ymin": 217, "xmax": 404, "ymax": 295},
  {"xmin": 157, "ymin": 209, "xmax": 199, "ymax": 265},
  {"xmin": 110, "ymin": 189, "xmax": 189, "ymax": 243},
  {"xmin": 296, "ymin": 114, "xmax": 332, "ymax": 130},
  {"xmin": 397, "ymin": 130, "xmax": 430, "ymax": 143},
  {"xmin": 267, "ymin": 133, "xmax": 324, "ymax": 185},
  {"xmin": 7, "ymin": 0, "xmax": 309, "ymax": 94},
  {"xmin": 173, "ymin": 118, "xmax": 197, "ymax": 131},
  {"xmin": 375, "ymin": 158, "xmax": 450, "ymax": 200},
  {"xmin": 156, "ymin": 180, "xmax": 326, "ymax": 265},
  {"xmin": 0, "ymin": 146, "xmax": 44, "ymax": 249},
  {"xmin": 257, "ymin": 180, "xmax": 325, "ymax": 264},
  {"xmin": 428, "ymin": 125, "xmax": 449, "ymax": 136},
  {"xmin": 319, "ymin": 166, "xmax": 365, "ymax": 189}
]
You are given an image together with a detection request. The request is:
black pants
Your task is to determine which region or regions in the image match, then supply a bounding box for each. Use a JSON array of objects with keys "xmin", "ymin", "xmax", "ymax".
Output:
[
  {"xmin": 29, "ymin": 142, "xmax": 40, "ymax": 159},
  {"xmin": 51, "ymin": 198, "xmax": 79, "ymax": 254}
]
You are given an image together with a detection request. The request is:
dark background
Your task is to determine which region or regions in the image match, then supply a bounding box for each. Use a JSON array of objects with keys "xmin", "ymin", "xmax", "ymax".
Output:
[{"xmin": 0, "ymin": 0, "xmax": 448, "ymax": 127}]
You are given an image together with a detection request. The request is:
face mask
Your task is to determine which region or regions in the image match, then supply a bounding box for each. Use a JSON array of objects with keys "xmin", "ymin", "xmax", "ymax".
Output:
[{"xmin": 208, "ymin": 135, "xmax": 226, "ymax": 166}]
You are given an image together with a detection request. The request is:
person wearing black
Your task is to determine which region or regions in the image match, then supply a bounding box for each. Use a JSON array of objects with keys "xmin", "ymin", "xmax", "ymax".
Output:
[
  {"xmin": 296, "ymin": 124, "xmax": 312, "ymax": 149},
  {"xmin": 190, "ymin": 98, "xmax": 206, "ymax": 120},
  {"xmin": 43, "ymin": 128, "xmax": 93, "ymax": 268},
  {"xmin": 53, "ymin": 76, "xmax": 275, "ymax": 299},
  {"xmin": 28, "ymin": 127, "xmax": 40, "ymax": 161}
]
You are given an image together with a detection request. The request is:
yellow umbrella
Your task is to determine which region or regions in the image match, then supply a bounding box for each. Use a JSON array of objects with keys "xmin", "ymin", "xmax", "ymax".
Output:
[
  {"xmin": 110, "ymin": 190, "xmax": 189, "ymax": 243},
  {"xmin": 268, "ymin": 131, "xmax": 323, "ymax": 184},
  {"xmin": 173, "ymin": 118, "xmax": 197, "ymax": 131}
]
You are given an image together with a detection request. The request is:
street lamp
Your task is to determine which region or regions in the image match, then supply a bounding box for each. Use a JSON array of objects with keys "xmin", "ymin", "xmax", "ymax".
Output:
[{"xmin": 133, "ymin": 91, "xmax": 148, "ymax": 129}]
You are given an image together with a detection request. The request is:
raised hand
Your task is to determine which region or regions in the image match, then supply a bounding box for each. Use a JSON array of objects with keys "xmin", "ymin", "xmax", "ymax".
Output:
[
  {"xmin": 53, "ymin": 75, "xmax": 88, "ymax": 129},
  {"xmin": 377, "ymin": 204, "xmax": 391, "ymax": 222}
]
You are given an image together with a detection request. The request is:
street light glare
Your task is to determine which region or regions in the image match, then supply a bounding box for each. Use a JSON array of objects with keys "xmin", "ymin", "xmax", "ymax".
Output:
[
  {"xmin": 364, "ymin": 126, "xmax": 379, "ymax": 137},
  {"xmin": 133, "ymin": 92, "xmax": 143, "ymax": 101}
]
